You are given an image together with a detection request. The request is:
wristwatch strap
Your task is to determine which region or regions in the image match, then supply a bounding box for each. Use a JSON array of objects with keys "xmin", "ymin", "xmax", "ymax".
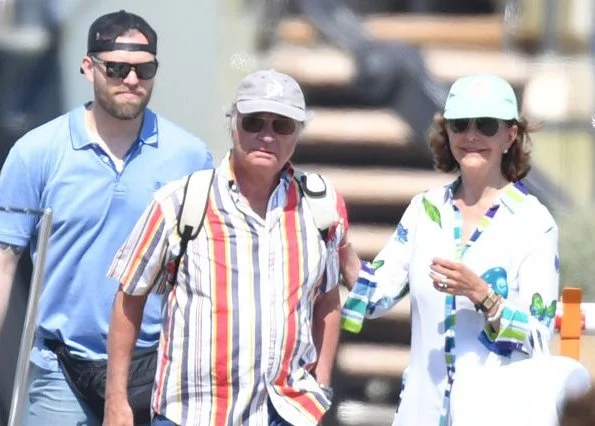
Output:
[{"xmin": 476, "ymin": 289, "xmax": 499, "ymax": 313}]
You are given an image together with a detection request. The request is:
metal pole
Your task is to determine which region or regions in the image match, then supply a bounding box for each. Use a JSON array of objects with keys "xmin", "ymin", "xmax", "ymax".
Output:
[
  {"xmin": 0, "ymin": 0, "xmax": 15, "ymax": 26},
  {"xmin": 8, "ymin": 208, "xmax": 52, "ymax": 426},
  {"xmin": 543, "ymin": 0, "xmax": 558, "ymax": 53},
  {"xmin": 591, "ymin": 0, "xmax": 595, "ymax": 205},
  {"xmin": 501, "ymin": 0, "xmax": 520, "ymax": 52}
]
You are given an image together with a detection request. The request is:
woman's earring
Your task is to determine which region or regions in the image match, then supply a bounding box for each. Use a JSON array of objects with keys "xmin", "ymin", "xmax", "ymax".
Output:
[{"xmin": 503, "ymin": 148, "xmax": 508, "ymax": 154}]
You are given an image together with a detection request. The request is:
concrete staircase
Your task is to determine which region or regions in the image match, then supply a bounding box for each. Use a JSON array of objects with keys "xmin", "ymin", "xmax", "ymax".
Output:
[{"xmin": 257, "ymin": 3, "xmax": 591, "ymax": 425}]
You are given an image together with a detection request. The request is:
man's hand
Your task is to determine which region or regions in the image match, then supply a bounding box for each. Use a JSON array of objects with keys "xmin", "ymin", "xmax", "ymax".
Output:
[
  {"xmin": 104, "ymin": 290, "xmax": 147, "ymax": 426},
  {"xmin": 103, "ymin": 398, "xmax": 134, "ymax": 426}
]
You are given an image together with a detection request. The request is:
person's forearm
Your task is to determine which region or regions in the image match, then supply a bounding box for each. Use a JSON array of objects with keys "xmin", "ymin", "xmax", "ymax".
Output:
[
  {"xmin": 339, "ymin": 243, "xmax": 361, "ymax": 291},
  {"xmin": 0, "ymin": 244, "xmax": 23, "ymax": 331},
  {"xmin": 105, "ymin": 289, "xmax": 147, "ymax": 401},
  {"xmin": 312, "ymin": 286, "xmax": 341, "ymax": 385}
]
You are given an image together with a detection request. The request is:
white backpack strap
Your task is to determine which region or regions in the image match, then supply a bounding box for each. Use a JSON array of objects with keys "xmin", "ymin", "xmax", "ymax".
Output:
[
  {"xmin": 294, "ymin": 170, "xmax": 339, "ymax": 237},
  {"xmin": 168, "ymin": 169, "xmax": 215, "ymax": 287},
  {"xmin": 167, "ymin": 169, "xmax": 215, "ymax": 287},
  {"xmin": 177, "ymin": 168, "xmax": 215, "ymax": 242}
]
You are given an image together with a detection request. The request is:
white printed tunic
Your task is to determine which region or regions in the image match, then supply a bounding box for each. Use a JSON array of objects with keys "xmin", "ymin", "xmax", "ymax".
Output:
[{"xmin": 341, "ymin": 179, "xmax": 559, "ymax": 426}]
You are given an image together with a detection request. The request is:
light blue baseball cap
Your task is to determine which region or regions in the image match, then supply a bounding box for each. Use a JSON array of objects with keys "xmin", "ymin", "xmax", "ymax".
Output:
[{"xmin": 443, "ymin": 74, "xmax": 519, "ymax": 120}]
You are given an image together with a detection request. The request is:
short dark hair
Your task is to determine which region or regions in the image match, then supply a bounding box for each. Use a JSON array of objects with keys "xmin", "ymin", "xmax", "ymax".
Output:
[
  {"xmin": 428, "ymin": 114, "xmax": 539, "ymax": 181},
  {"xmin": 86, "ymin": 10, "xmax": 157, "ymax": 55}
]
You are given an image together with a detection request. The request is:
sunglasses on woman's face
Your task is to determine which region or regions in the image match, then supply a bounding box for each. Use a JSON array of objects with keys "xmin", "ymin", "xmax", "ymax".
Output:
[
  {"xmin": 241, "ymin": 114, "xmax": 297, "ymax": 136},
  {"xmin": 447, "ymin": 117, "xmax": 501, "ymax": 137},
  {"xmin": 91, "ymin": 56, "xmax": 159, "ymax": 80}
]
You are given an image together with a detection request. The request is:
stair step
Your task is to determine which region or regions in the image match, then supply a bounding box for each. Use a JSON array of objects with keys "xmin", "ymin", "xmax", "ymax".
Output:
[
  {"xmin": 346, "ymin": 224, "xmax": 393, "ymax": 261},
  {"xmin": 347, "ymin": 224, "xmax": 391, "ymax": 261},
  {"xmin": 304, "ymin": 108, "xmax": 412, "ymax": 146},
  {"xmin": 277, "ymin": 14, "xmax": 503, "ymax": 48},
  {"xmin": 264, "ymin": 45, "xmax": 352, "ymax": 87},
  {"xmin": 299, "ymin": 166, "xmax": 453, "ymax": 206},
  {"xmin": 423, "ymin": 47, "xmax": 530, "ymax": 86},
  {"xmin": 263, "ymin": 44, "xmax": 531, "ymax": 87},
  {"xmin": 285, "ymin": 0, "xmax": 414, "ymax": 16},
  {"xmin": 336, "ymin": 400, "xmax": 396, "ymax": 426},
  {"xmin": 337, "ymin": 343, "xmax": 409, "ymax": 378}
]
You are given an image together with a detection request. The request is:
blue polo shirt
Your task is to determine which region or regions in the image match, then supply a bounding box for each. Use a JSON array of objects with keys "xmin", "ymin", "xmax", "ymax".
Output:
[{"xmin": 0, "ymin": 104, "xmax": 213, "ymax": 368}]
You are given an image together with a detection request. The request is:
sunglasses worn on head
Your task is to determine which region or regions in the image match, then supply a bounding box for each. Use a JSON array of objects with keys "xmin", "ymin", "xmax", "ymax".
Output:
[
  {"xmin": 447, "ymin": 117, "xmax": 506, "ymax": 137},
  {"xmin": 91, "ymin": 56, "xmax": 159, "ymax": 80},
  {"xmin": 241, "ymin": 115, "xmax": 296, "ymax": 136}
]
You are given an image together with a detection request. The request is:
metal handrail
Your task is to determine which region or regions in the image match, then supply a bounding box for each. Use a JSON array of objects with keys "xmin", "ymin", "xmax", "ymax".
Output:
[
  {"xmin": 0, "ymin": 0, "xmax": 15, "ymax": 28},
  {"xmin": 4, "ymin": 207, "xmax": 52, "ymax": 426},
  {"xmin": 543, "ymin": 0, "xmax": 559, "ymax": 53},
  {"xmin": 591, "ymin": 0, "xmax": 595, "ymax": 205}
]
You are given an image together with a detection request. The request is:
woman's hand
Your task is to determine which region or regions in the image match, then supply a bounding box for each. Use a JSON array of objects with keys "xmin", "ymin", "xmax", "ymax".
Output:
[{"xmin": 429, "ymin": 257, "xmax": 490, "ymax": 305}]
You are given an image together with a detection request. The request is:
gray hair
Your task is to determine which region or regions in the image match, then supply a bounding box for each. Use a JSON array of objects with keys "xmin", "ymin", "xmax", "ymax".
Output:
[{"xmin": 224, "ymin": 105, "xmax": 238, "ymax": 133}]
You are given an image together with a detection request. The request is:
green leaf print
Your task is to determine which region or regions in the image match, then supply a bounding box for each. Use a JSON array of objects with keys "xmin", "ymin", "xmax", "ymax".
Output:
[
  {"xmin": 422, "ymin": 197, "xmax": 442, "ymax": 228},
  {"xmin": 371, "ymin": 260, "xmax": 385, "ymax": 270}
]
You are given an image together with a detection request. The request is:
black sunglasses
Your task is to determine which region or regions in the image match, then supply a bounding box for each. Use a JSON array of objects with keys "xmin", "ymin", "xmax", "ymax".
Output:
[
  {"xmin": 241, "ymin": 115, "xmax": 296, "ymax": 136},
  {"xmin": 90, "ymin": 56, "xmax": 159, "ymax": 80},
  {"xmin": 447, "ymin": 117, "xmax": 505, "ymax": 137}
]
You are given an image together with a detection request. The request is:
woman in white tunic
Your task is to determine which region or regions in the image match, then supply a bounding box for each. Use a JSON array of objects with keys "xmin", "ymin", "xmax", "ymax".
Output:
[{"xmin": 339, "ymin": 74, "xmax": 559, "ymax": 426}]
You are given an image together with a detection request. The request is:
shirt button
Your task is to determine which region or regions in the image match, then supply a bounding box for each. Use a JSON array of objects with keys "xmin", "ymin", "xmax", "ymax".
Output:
[{"xmin": 101, "ymin": 156, "xmax": 110, "ymax": 163}]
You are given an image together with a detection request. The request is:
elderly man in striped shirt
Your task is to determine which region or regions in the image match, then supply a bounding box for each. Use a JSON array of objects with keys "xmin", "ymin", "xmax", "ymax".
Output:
[{"xmin": 103, "ymin": 69, "xmax": 348, "ymax": 426}]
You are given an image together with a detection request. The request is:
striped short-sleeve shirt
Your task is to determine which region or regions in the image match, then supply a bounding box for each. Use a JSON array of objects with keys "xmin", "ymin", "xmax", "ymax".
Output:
[{"xmin": 108, "ymin": 157, "xmax": 344, "ymax": 426}]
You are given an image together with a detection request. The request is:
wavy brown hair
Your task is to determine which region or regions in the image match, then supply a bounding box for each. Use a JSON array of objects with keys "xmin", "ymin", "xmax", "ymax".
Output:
[{"xmin": 428, "ymin": 114, "xmax": 540, "ymax": 181}]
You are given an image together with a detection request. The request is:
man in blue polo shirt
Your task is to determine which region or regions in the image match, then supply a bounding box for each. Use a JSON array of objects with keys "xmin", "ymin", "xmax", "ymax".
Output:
[{"xmin": 0, "ymin": 10, "xmax": 213, "ymax": 425}]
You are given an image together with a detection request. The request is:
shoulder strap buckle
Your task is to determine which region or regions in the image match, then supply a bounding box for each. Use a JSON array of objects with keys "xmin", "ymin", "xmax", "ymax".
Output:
[{"xmin": 294, "ymin": 170, "xmax": 339, "ymax": 241}]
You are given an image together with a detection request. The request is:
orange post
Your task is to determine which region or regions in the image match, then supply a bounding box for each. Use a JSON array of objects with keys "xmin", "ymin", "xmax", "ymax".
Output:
[{"xmin": 559, "ymin": 287, "xmax": 583, "ymax": 360}]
